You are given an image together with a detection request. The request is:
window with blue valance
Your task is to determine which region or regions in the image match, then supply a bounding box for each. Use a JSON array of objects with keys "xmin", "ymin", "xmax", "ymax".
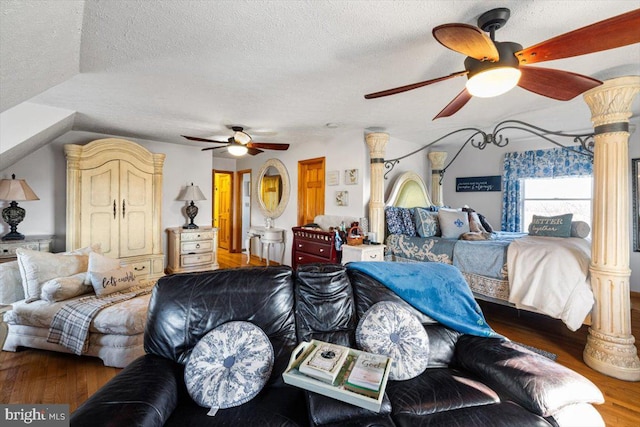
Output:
[{"xmin": 501, "ymin": 146, "xmax": 593, "ymax": 232}]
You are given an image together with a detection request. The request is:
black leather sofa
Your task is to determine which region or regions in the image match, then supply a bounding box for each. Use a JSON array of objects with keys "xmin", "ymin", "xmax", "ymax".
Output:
[{"xmin": 70, "ymin": 264, "xmax": 604, "ymax": 427}]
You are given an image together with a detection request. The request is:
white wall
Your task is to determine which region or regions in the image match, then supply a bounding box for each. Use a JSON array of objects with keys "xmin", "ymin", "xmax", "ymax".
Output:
[
  {"xmin": 427, "ymin": 118, "xmax": 640, "ymax": 293},
  {"xmin": 0, "ymin": 130, "xmax": 213, "ymax": 258}
]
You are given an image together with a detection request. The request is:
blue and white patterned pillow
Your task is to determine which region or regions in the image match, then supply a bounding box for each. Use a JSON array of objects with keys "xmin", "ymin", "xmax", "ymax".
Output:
[
  {"xmin": 385, "ymin": 207, "xmax": 417, "ymax": 236},
  {"xmin": 184, "ymin": 321, "xmax": 274, "ymax": 416},
  {"xmin": 413, "ymin": 208, "xmax": 440, "ymax": 237},
  {"xmin": 438, "ymin": 209, "xmax": 470, "ymax": 239},
  {"xmin": 356, "ymin": 301, "xmax": 430, "ymax": 380}
]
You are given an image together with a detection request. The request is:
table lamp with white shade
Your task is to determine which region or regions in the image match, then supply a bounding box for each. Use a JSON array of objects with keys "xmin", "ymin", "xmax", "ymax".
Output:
[
  {"xmin": 178, "ymin": 183, "xmax": 206, "ymax": 229},
  {"xmin": 0, "ymin": 174, "xmax": 40, "ymax": 240}
]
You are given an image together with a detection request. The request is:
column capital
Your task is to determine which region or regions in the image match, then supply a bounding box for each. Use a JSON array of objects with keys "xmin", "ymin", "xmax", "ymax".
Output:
[
  {"xmin": 365, "ymin": 132, "xmax": 389, "ymax": 159},
  {"xmin": 583, "ymin": 76, "xmax": 640, "ymax": 127},
  {"xmin": 427, "ymin": 151, "xmax": 448, "ymax": 170}
]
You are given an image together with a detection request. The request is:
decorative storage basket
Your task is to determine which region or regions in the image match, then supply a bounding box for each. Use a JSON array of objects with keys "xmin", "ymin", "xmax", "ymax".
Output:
[{"xmin": 347, "ymin": 225, "xmax": 364, "ymax": 245}]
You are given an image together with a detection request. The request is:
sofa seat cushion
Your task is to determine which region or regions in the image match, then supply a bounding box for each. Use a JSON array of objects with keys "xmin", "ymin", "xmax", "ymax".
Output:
[
  {"xmin": 392, "ymin": 401, "xmax": 553, "ymax": 427},
  {"xmin": 306, "ymin": 390, "xmax": 393, "ymax": 426},
  {"xmin": 164, "ymin": 384, "xmax": 309, "ymax": 427},
  {"xmin": 4, "ymin": 291, "xmax": 151, "ymax": 335},
  {"xmin": 386, "ymin": 368, "xmax": 500, "ymax": 416},
  {"xmin": 184, "ymin": 321, "xmax": 274, "ymax": 414}
]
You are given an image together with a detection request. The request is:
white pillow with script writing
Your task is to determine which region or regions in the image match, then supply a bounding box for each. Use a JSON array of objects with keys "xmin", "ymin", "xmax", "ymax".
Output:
[{"xmin": 89, "ymin": 265, "xmax": 137, "ymax": 297}]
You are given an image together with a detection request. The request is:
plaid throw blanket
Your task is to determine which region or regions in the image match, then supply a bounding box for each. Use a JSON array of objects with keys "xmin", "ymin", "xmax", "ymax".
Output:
[{"xmin": 47, "ymin": 284, "xmax": 153, "ymax": 355}]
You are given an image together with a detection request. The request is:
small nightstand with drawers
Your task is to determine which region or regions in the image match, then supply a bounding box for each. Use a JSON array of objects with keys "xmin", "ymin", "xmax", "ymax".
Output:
[
  {"xmin": 341, "ymin": 244, "xmax": 385, "ymax": 265},
  {"xmin": 166, "ymin": 227, "xmax": 219, "ymax": 274},
  {"xmin": 0, "ymin": 235, "xmax": 54, "ymax": 263}
]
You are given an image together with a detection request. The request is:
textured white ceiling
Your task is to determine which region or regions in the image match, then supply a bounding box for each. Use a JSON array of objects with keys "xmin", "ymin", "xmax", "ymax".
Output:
[{"xmin": 1, "ymin": 0, "xmax": 639, "ymax": 156}]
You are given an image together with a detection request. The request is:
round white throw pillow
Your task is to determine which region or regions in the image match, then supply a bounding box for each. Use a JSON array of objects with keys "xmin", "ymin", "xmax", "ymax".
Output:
[
  {"xmin": 356, "ymin": 301, "xmax": 430, "ymax": 380},
  {"xmin": 184, "ymin": 321, "xmax": 274, "ymax": 415}
]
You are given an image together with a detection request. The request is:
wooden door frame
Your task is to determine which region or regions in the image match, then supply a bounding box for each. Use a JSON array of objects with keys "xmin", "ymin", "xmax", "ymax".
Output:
[
  {"xmin": 297, "ymin": 157, "xmax": 325, "ymax": 226},
  {"xmin": 233, "ymin": 169, "xmax": 251, "ymax": 253},
  {"xmin": 213, "ymin": 169, "xmax": 234, "ymax": 251}
]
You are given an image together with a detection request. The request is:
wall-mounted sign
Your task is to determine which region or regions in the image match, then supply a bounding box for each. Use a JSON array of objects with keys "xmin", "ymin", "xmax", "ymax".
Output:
[{"xmin": 456, "ymin": 175, "xmax": 502, "ymax": 192}]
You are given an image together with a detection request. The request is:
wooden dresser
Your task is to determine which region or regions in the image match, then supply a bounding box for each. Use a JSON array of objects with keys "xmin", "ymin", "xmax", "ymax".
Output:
[
  {"xmin": 291, "ymin": 227, "xmax": 341, "ymax": 271},
  {"xmin": 166, "ymin": 226, "xmax": 219, "ymax": 274}
]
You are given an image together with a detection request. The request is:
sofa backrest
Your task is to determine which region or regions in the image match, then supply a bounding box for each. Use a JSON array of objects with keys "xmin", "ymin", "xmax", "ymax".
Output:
[
  {"xmin": 295, "ymin": 263, "xmax": 357, "ymax": 347},
  {"xmin": 144, "ymin": 266, "xmax": 298, "ymax": 382}
]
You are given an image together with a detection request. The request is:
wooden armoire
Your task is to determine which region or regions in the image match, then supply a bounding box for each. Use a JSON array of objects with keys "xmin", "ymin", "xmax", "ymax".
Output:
[{"xmin": 64, "ymin": 138, "xmax": 166, "ymax": 281}]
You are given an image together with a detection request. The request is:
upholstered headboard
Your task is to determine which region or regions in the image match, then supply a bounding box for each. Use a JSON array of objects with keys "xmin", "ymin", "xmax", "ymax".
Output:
[{"xmin": 385, "ymin": 172, "xmax": 433, "ymax": 208}]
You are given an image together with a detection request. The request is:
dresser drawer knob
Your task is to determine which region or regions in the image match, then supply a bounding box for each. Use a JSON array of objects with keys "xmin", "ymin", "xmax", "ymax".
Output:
[
  {"xmin": 369, "ymin": 254, "xmax": 378, "ymax": 259},
  {"xmin": 196, "ymin": 243, "xmax": 200, "ymax": 249},
  {"xmin": 319, "ymin": 248, "xmax": 324, "ymax": 253},
  {"xmin": 134, "ymin": 266, "xmax": 146, "ymax": 271}
]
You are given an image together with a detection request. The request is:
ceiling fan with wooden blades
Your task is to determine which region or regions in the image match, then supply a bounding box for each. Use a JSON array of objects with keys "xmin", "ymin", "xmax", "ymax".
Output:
[
  {"xmin": 364, "ymin": 7, "xmax": 640, "ymax": 119},
  {"xmin": 182, "ymin": 126, "xmax": 290, "ymax": 156}
]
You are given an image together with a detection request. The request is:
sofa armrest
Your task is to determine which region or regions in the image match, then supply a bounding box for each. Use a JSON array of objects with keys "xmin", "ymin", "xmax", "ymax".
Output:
[
  {"xmin": 71, "ymin": 354, "xmax": 183, "ymax": 427},
  {"xmin": 454, "ymin": 335, "xmax": 604, "ymax": 418}
]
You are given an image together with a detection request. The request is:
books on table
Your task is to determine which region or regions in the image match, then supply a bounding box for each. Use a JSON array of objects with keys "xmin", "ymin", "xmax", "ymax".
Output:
[
  {"xmin": 344, "ymin": 352, "xmax": 388, "ymax": 398},
  {"xmin": 298, "ymin": 342, "xmax": 350, "ymax": 384}
]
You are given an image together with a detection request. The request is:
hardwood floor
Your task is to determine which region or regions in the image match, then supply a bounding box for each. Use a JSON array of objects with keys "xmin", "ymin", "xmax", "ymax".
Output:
[{"xmin": 1, "ymin": 250, "xmax": 639, "ymax": 425}]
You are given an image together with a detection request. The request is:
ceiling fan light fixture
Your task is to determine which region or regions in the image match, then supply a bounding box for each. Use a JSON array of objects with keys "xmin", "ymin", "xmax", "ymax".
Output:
[
  {"xmin": 233, "ymin": 131, "xmax": 252, "ymax": 145},
  {"xmin": 227, "ymin": 143, "xmax": 248, "ymax": 156},
  {"xmin": 465, "ymin": 66, "xmax": 521, "ymax": 98}
]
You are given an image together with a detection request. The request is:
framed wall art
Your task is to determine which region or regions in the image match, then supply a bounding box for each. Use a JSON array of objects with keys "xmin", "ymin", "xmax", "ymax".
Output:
[
  {"xmin": 345, "ymin": 169, "xmax": 358, "ymax": 185},
  {"xmin": 327, "ymin": 170, "xmax": 339, "ymax": 186},
  {"xmin": 335, "ymin": 191, "xmax": 349, "ymax": 206}
]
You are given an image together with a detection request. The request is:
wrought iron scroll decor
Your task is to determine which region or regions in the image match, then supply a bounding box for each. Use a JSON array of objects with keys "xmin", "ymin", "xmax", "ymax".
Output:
[{"xmin": 383, "ymin": 120, "xmax": 594, "ymax": 179}]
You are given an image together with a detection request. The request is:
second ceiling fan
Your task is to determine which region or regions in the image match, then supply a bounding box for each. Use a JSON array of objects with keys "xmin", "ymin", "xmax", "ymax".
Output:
[
  {"xmin": 364, "ymin": 8, "xmax": 640, "ymax": 119},
  {"xmin": 182, "ymin": 126, "xmax": 290, "ymax": 156}
]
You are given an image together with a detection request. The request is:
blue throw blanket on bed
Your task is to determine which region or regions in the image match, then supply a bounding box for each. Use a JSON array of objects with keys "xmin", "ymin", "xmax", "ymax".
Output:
[{"xmin": 347, "ymin": 261, "xmax": 499, "ymax": 338}]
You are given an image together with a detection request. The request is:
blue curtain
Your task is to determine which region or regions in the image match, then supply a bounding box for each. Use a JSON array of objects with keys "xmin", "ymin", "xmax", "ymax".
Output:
[{"xmin": 501, "ymin": 147, "xmax": 592, "ymax": 232}]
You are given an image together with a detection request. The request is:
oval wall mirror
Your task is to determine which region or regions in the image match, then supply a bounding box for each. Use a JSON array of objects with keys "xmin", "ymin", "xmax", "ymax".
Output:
[{"xmin": 255, "ymin": 158, "xmax": 290, "ymax": 219}]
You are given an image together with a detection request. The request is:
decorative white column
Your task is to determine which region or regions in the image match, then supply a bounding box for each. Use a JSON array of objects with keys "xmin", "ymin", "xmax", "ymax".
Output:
[
  {"xmin": 582, "ymin": 76, "xmax": 640, "ymax": 381},
  {"xmin": 427, "ymin": 151, "xmax": 448, "ymax": 206},
  {"xmin": 366, "ymin": 132, "xmax": 389, "ymax": 243}
]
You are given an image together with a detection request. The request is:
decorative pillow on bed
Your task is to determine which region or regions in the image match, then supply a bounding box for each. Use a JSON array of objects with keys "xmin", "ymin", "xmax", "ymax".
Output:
[
  {"xmin": 16, "ymin": 249, "xmax": 91, "ymax": 303},
  {"xmin": 413, "ymin": 207, "xmax": 440, "ymax": 237},
  {"xmin": 41, "ymin": 272, "xmax": 93, "ymax": 302},
  {"xmin": 84, "ymin": 250, "xmax": 119, "ymax": 285},
  {"xmin": 385, "ymin": 207, "xmax": 416, "ymax": 236},
  {"xmin": 89, "ymin": 265, "xmax": 137, "ymax": 297},
  {"xmin": 570, "ymin": 221, "xmax": 590, "ymax": 238},
  {"xmin": 438, "ymin": 209, "xmax": 470, "ymax": 239},
  {"xmin": 184, "ymin": 321, "xmax": 274, "ymax": 416},
  {"xmin": 356, "ymin": 301, "xmax": 429, "ymax": 380},
  {"xmin": 528, "ymin": 214, "xmax": 573, "ymax": 237}
]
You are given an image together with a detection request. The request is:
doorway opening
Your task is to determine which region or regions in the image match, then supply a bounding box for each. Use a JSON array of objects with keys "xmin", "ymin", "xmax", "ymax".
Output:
[
  {"xmin": 213, "ymin": 170, "xmax": 233, "ymax": 251},
  {"xmin": 297, "ymin": 157, "xmax": 325, "ymax": 226},
  {"xmin": 236, "ymin": 169, "xmax": 251, "ymax": 252}
]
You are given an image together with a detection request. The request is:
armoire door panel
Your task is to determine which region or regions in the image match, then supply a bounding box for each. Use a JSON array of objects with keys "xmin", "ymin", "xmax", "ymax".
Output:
[
  {"xmin": 80, "ymin": 162, "xmax": 119, "ymax": 256},
  {"xmin": 120, "ymin": 162, "xmax": 153, "ymax": 257}
]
